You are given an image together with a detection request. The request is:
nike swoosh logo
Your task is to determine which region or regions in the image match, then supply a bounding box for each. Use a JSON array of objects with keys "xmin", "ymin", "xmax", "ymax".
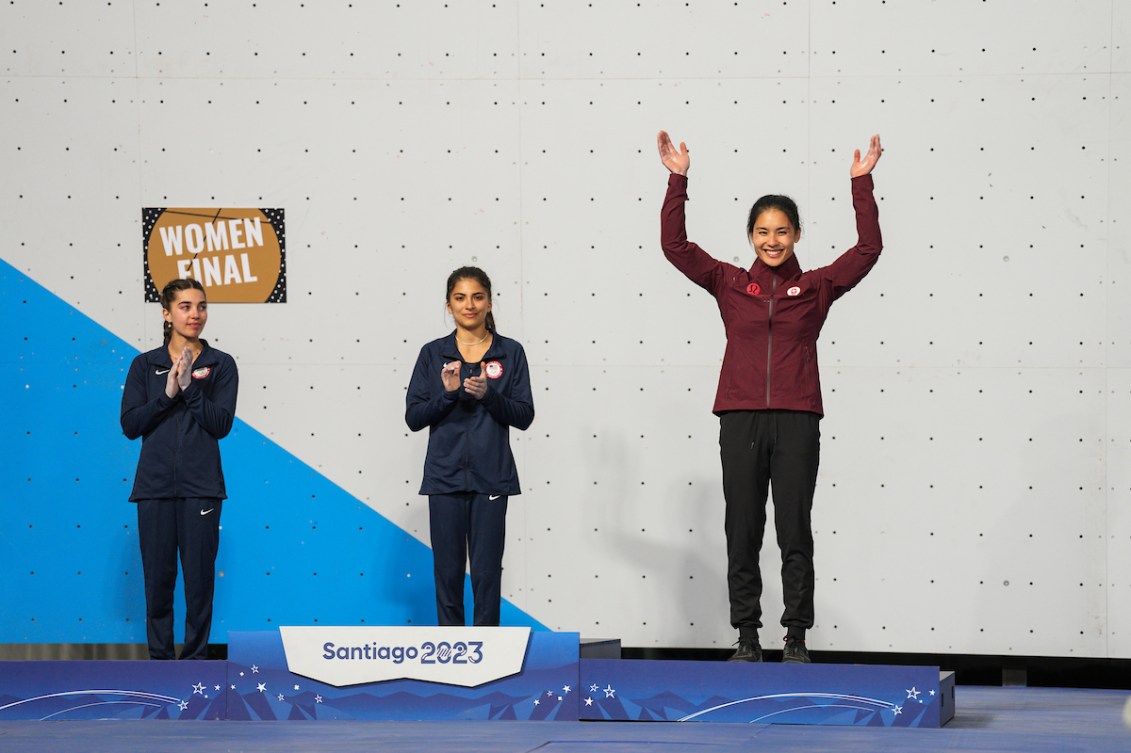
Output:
[
  {"xmin": 489, "ymin": 495, "xmax": 501, "ymax": 501},
  {"xmin": 200, "ymin": 508, "xmax": 215, "ymax": 516},
  {"xmin": 155, "ymin": 369, "xmax": 171, "ymax": 375}
]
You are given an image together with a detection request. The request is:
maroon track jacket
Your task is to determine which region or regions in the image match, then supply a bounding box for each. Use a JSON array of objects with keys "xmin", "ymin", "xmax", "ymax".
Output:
[{"xmin": 661, "ymin": 172, "xmax": 882, "ymax": 417}]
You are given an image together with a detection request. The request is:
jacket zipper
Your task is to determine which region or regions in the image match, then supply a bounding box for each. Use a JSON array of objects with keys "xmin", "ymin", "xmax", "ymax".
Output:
[
  {"xmin": 462, "ymin": 362, "xmax": 473, "ymax": 491},
  {"xmin": 444, "ymin": 344, "xmax": 482, "ymax": 493},
  {"xmin": 765, "ymin": 272, "xmax": 777, "ymax": 407},
  {"xmin": 172, "ymin": 395, "xmax": 182, "ymax": 498}
]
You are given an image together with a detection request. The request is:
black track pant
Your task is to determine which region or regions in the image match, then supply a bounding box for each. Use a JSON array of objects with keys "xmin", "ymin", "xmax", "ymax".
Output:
[
  {"xmin": 136, "ymin": 497, "xmax": 221, "ymax": 660},
  {"xmin": 719, "ymin": 410, "xmax": 820, "ymax": 638},
  {"xmin": 429, "ymin": 492, "xmax": 508, "ymax": 626}
]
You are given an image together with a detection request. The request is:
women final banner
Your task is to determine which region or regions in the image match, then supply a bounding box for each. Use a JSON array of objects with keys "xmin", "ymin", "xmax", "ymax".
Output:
[{"xmin": 142, "ymin": 208, "xmax": 286, "ymax": 302}]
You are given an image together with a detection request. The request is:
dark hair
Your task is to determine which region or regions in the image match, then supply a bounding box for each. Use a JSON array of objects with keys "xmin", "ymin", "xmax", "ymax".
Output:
[
  {"xmin": 160, "ymin": 278, "xmax": 206, "ymax": 342},
  {"xmin": 446, "ymin": 266, "xmax": 496, "ymax": 334},
  {"xmin": 746, "ymin": 194, "xmax": 801, "ymax": 238}
]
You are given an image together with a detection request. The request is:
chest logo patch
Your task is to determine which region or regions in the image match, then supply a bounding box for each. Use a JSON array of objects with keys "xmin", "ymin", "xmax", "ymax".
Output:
[
  {"xmin": 745, "ymin": 282, "xmax": 761, "ymax": 296},
  {"xmin": 484, "ymin": 360, "xmax": 504, "ymax": 379},
  {"xmin": 787, "ymin": 286, "xmax": 802, "ymax": 297},
  {"xmin": 192, "ymin": 366, "xmax": 212, "ymax": 380}
]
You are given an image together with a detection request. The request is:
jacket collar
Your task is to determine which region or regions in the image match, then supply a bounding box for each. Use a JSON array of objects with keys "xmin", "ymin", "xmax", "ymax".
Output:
[
  {"xmin": 147, "ymin": 339, "xmax": 217, "ymax": 368},
  {"xmin": 441, "ymin": 330, "xmax": 506, "ymax": 362},
  {"xmin": 749, "ymin": 253, "xmax": 803, "ymax": 282}
]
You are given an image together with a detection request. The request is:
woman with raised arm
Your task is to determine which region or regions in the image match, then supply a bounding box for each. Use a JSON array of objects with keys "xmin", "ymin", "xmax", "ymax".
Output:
[
  {"xmin": 121, "ymin": 278, "xmax": 238, "ymax": 660},
  {"xmin": 657, "ymin": 130, "xmax": 883, "ymax": 663},
  {"xmin": 406, "ymin": 266, "xmax": 535, "ymax": 627}
]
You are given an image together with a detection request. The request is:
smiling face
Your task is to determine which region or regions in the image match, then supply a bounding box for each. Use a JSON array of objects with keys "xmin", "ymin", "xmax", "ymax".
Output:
[
  {"xmin": 447, "ymin": 277, "xmax": 492, "ymax": 333},
  {"xmin": 162, "ymin": 287, "xmax": 208, "ymax": 341},
  {"xmin": 750, "ymin": 208, "xmax": 801, "ymax": 268}
]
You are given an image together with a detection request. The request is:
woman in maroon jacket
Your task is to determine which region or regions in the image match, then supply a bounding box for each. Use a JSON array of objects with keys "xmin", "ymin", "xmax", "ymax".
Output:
[{"xmin": 657, "ymin": 130, "xmax": 883, "ymax": 664}]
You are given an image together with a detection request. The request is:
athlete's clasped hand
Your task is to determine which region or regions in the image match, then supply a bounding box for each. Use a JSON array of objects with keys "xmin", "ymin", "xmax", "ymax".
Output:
[
  {"xmin": 165, "ymin": 346, "xmax": 195, "ymax": 399},
  {"xmin": 442, "ymin": 361, "xmax": 488, "ymax": 399},
  {"xmin": 441, "ymin": 361, "xmax": 462, "ymax": 392},
  {"xmin": 463, "ymin": 370, "xmax": 488, "ymax": 400}
]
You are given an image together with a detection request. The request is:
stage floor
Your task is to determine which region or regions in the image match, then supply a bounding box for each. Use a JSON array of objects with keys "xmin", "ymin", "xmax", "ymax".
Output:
[{"xmin": 0, "ymin": 685, "xmax": 1127, "ymax": 752}]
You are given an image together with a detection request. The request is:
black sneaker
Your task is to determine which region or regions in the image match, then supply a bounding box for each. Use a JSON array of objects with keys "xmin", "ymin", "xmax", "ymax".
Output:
[
  {"xmin": 782, "ymin": 636, "xmax": 810, "ymax": 664},
  {"xmin": 728, "ymin": 637, "xmax": 762, "ymax": 662}
]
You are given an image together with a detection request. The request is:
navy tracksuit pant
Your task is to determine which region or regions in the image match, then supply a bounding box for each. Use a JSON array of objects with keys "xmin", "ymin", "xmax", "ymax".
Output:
[
  {"xmin": 136, "ymin": 497, "xmax": 222, "ymax": 660},
  {"xmin": 719, "ymin": 410, "xmax": 820, "ymax": 640},
  {"xmin": 429, "ymin": 492, "xmax": 508, "ymax": 626}
]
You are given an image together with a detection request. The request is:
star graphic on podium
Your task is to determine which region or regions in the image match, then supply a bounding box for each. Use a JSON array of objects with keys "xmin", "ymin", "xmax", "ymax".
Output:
[
  {"xmin": 256, "ymin": 683, "xmax": 267, "ymax": 693},
  {"xmin": 178, "ymin": 700, "xmax": 189, "ymax": 711},
  {"xmin": 584, "ymin": 697, "xmax": 594, "ymax": 707},
  {"xmin": 892, "ymin": 704, "xmax": 903, "ymax": 716},
  {"xmin": 603, "ymin": 685, "xmax": 616, "ymax": 699},
  {"xmin": 589, "ymin": 684, "xmax": 599, "ymax": 693},
  {"xmin": 192, "ymin": 682, "xmax": 205, "ymax": 696},
  {"xmin": 906, "ymin": 687, "xmax": 921, "ymax": 700}
]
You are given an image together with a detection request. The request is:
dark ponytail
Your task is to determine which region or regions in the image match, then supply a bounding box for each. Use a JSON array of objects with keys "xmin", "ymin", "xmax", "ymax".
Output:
[
  {"xmin": 160, "ymin": 278, "xmax": 206, "ymax": 342},
  {"xmin": 446, "ymin": 266, "xmax": 496, "ymax": 333}
]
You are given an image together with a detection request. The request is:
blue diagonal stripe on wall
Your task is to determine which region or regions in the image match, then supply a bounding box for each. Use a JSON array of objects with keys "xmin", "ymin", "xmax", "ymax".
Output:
[{"xmin": 2, "ymin": 258, "xmax": 545, "ymax": 643}]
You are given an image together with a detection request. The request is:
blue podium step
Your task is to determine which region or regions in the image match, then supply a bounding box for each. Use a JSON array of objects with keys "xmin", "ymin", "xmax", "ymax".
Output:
[
  {"xmin": 0, "ymin": 660, "xmax": 228, "ymax": 720},
  {"xmin": 579, "ymin": 658, "xmax": 955, "ymax": 727}
]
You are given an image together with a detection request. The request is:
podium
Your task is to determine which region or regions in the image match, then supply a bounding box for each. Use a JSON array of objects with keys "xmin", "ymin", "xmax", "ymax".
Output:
[{"xmin": 0, "ymin": 631, "xmax": 954, "ymax": 727}]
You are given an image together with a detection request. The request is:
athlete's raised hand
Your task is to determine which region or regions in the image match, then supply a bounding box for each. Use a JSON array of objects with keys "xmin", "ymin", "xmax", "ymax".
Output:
[
  {"xmin": 850, "ymin": 134, "xmax": 883, "ymax": 178},
  {"xmin": 657, "ymin": 130, "xmax": 690, "ymax": 176}
]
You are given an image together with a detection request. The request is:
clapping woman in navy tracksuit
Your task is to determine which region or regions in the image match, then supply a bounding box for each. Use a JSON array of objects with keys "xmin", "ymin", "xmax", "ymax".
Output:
[
  {"xmin": 657, "ymin": 130, "xmax": 883, "ymax": 663},
  {"xmin": 406, "ymin": 266, "xmax": 534, "ymax": 626},
  {"xmin": 121, "ymin": 278, "xmax": 238, "ymax": 659}
]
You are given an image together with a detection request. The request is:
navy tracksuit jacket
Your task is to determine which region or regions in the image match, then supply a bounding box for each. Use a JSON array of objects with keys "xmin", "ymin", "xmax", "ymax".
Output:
[
  {"xmin": 121, "ymin": 341, "xmax": 238, "ymax": 499},
  {"xmin": 405, "ymin": 332, "xmax": 534, "ymax": 496}
]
